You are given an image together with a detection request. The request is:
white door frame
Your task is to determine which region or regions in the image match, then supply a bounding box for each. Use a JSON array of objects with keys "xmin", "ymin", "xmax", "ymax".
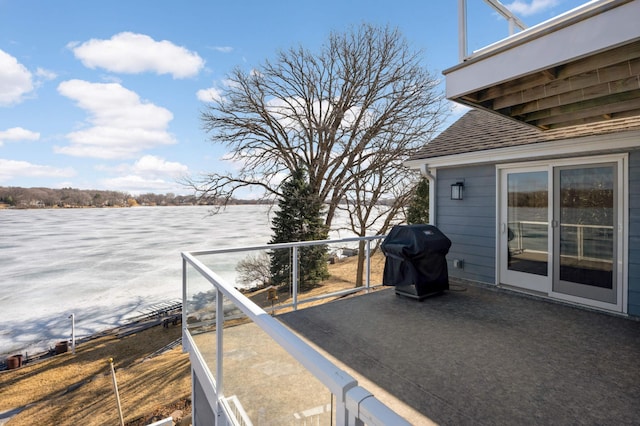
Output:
[
  {"xmin": 498, "ymin": 165, "xmax": 552, "ymax": 295},
  {"xmin": 496, "ymin": 153, "xmax": 628, "ymax": 313}
]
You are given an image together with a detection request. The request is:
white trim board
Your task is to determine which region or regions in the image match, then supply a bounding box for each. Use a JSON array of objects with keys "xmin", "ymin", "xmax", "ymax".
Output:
[{"xmin": 406, "ymin": 129, "xmax": 640, "ymax": 171}]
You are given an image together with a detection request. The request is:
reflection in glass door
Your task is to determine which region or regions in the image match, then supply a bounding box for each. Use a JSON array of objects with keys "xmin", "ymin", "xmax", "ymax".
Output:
[
  {"xmin": 500, "ymin": 169, "xmax": 549, "ymax": 293},
  {"xmin": 553, "ymin": 164, "xmax": 617, "ymax": 304},
  {"xmin": 508, "ymin": 171, "xmax": 549, "ymax": 276}
]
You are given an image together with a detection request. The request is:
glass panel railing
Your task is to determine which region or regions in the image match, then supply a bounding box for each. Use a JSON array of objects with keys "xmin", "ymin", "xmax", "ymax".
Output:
[
  {"xmin": 182, "ymin": 238, "xmax": 412, "ymax": 426},
  {"xmin": 290, "ymin": 240, "xmax": 380, "ymax": 307},
  {"xmin": 184, "ymin": 261, "xmax": 218, "ymax": 377},
  {"xmin": 324, "ymin": 240, "xmax": 385, "ymax": 288},
  {"xmin": 220, "ymin": 294, "xmax": 335, "ymax": 425},
  {"xmin": 188, "ymin": 237, "xmax": 385, "ymax": 315}
]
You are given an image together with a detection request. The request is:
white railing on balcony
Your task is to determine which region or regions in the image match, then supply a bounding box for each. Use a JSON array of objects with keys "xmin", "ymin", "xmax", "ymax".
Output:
[
  {"xmin": 509, "ymin": 221, "xmax": 614, "ymax": 263},
  {"xmin": 458, "ymin": 0, "xmax": 527, "ymax": 61},
  {"xmin": 220, "ymin": 395, "xmax": 252, "ymax": 426},
  {"xmin": 187, "ymin": 236, "xmax": 384, "ymax": 312},
  {"xmin": 182, "ymin": 236, "xmax": 411, "ymax": 426}
]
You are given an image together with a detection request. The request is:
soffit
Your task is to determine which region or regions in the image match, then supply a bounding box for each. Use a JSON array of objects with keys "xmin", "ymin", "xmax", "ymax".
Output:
[{"xmin": 444, "ymin": 0, "xmax": 640, "ymax": 130}]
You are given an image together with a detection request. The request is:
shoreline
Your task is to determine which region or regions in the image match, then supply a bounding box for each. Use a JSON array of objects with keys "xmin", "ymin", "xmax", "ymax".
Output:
[
  {"xmin": 0, "ymin": 308, "xmax": 190, "ymax": 426},
  {"xmin": 1, "ymin": 255, "xmax": 384, "ymax": 424},
  {"xmin": 2, "ymin": 301, "xmax": 182, "ymax": 371}
]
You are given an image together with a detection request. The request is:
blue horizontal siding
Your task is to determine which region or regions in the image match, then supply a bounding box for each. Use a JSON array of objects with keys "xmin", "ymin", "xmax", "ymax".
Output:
[
  {"xmin": 437, "ymin": 165, "xmax": 496, "ymax": 285},
  {"xmin": 434, "ymin": 152, "xmax": 640, "ymax": 318},
  {"xmin": 628, "ymin": 290, "xmax": 640, "ymax": 317}
]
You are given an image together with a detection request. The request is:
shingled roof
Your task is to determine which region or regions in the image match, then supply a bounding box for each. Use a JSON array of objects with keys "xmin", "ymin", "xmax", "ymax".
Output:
[{"xmin": 411, "ymin": 109, "xmax": 640, "ymax": 161}]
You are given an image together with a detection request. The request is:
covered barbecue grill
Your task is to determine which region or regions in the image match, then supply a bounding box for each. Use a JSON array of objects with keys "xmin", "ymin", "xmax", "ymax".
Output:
[{"xmin": 381, "ymin": 224, "xmax": 451, "ymax": 300}]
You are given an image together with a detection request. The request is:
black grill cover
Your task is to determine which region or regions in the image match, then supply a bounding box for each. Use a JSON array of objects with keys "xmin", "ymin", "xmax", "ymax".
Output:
[{"xmin": 381, "ymin": 224, "xmax": 451, "ymax": 298}]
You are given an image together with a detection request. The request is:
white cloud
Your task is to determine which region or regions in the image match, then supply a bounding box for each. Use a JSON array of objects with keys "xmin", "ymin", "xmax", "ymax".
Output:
[
  {"xmin": 101, "ymin": 154, "xmax": 188, "ymax": 176},
  {"xmin": 211, "ymin": 46, "xmax": 233, "ymax": 53},
  {"xmin": 69, "ymin": 32, "xmax": 205, "ymax": 79},
  {"xmin": 505, "ymin": 0, "xmax": 559, "ymax": 17},
  {"xmin": 132, "ymin": 155, "xmax": 188, "ymax": 178},
  {"xmin": 0, "ymin": 49, "xmax": 34, "ymax": 106},
  {"xmin": 197, "ymin": 79, "xmax": 238, "ymax": 102},
  {"xmin": 0, "ymin": 158, "xmax": 75, "ymax": 182},
  {"xmin": 0, "ymin": 127, "xmax": 40, "ymax": 146},
  {"xmin": 35, "ymin": 67, "xmax": 57, "ymax": 81},
  {"xmin": 197, "ymin": 86, "xmax": 225, "ymax": 102},
  {"xmin": 55, "ymin": 79, "xmax": 176, "ymax": 159},
  {"xmin": 100, "ymin": 174, "xmax": 183, "ymax": 195},
  {"xmin": 95, "ymin": 155, "xmax": 188, "ymax": 194}
]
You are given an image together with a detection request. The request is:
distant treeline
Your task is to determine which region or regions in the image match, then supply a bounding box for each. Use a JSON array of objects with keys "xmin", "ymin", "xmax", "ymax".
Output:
[{"xmin": 0, "ymin": 186, "xmax": 268, "ymax": 209}]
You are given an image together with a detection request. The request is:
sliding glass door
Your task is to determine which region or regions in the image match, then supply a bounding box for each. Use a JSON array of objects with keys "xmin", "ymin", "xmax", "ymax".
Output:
[
  {"xmin": 499, "ymin": 156, "xmax": 623, "ymax": 310},
  {"xmin": 553, "ymin": 164, "xmax": 617, "ymax": 304}
]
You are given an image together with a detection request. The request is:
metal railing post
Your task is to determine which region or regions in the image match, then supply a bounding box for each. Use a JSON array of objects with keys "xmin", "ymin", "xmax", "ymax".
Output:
[
  {"xmin": 336, "ymin": 396, "xmax": 349, "ymax": 426},
  {"xmin": 292, "ymin": 246, "xmax": 299, "ymax": 310},
  {"xmin": 458, "ymin": 0, "xmax": 468, "ymax": 62},
  {"xmin": 181, "ymin": 258, "xmax": 188, "ymax": 352},
  {"xmin": 216, "ymin": 288, "xmax": 224, "ymax": 420},
  {"xmin": 365, "ymin": 239, "xmax": 371, "ymax": 291}
]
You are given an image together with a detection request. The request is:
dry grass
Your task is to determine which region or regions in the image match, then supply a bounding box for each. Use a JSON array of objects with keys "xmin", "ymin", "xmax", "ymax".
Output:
[
  {"xmin": 248, "ymin": 251, "xmax": 386, "ymax": 312},
  {"xmin": 0, "ymin": 252, "xmax": 386, "ymax": 425},
  {"xmin": 0, "ymin": 325, "xmax": 190, "ymax": 426}
]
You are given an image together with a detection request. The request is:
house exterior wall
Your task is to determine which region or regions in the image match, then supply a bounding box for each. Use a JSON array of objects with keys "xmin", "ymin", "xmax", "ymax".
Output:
[
  {"xmin": 435, "ymin": 165, "xmax": 496, "ymax": 285},
  {"xmin": 628, "ymin": 151, "xmax": 640, "ymax": 316},
  {"xmin": 434, "ymin": 151, "xmax": 640, "ymax": 317},
  {"xmin": 193, "ymin": 372, "xmax": 215, "ymax": 425}
]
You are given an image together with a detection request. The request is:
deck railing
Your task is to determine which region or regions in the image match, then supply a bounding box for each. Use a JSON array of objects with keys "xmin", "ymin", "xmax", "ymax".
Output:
[
  {"xmin": 509, "ymin": 221, "xmax": 614, "ymax": 262},
  {"xmin": 182, "ymin": 236, "xmax": 410, "ymax": 426}
]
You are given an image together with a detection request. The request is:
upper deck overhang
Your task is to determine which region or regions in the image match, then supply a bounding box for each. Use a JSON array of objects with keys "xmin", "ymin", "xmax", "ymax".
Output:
[{"xmin": 444, "ymin": 0, "xmax": 640, "ymax": 130}]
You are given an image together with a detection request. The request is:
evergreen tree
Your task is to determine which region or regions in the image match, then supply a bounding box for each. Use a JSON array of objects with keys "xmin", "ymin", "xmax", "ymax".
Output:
[
  {"xmin": 269, "ymin": 167, "xmax": 329, "ymax": 290},
  {"xmin": 406, "ymin": 177, "xmax": 430, "ymax": 224}
]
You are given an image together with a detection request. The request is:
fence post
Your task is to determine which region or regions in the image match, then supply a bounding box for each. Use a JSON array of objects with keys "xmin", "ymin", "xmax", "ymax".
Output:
[
  {"xmin": 69, "ymin": 313, "xmax": 75, "ymax": 354},
  {"xmin": 109, "ymin": 358, "xmax": 125, "ymax": 426}
]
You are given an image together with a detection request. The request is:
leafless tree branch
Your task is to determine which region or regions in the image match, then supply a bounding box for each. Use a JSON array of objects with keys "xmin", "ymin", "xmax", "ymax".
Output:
[{"xmin": 193, "ymin": 23, "xmax": 446, "ymax": 230}]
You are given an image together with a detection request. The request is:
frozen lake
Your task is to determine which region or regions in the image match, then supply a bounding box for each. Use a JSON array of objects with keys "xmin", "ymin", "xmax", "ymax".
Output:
[{"xmin": 0, "ymin": 205, "xmax": 276, "ymax": 358}]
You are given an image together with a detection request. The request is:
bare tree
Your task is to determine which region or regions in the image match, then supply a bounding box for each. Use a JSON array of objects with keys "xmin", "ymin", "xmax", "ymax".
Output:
[
  {"xmin": 336, "ymin": 133, "xmax": 420, "ymax": 286},
  {"xmin": 191, "ymin": 23, "xmax": 445, "ymax": 230},
  {"xmin": 235, "ymin": 252, "xmax": 271, "ymax": 289}
]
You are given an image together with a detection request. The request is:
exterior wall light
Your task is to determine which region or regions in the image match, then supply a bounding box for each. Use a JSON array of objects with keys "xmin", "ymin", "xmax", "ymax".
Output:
[{"xmin": 451, "ymin": 181, "xmax": 464, "ymax": 200}]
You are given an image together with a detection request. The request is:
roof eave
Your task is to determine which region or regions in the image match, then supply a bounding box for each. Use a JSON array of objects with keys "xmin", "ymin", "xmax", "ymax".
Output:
[
  {"xmin": 405, "ymin": 128, "xmax": 640, "ymax": 169},
  {"xmin": 444, "ymin": 0, "xmax": 640, "ymax": 130}
]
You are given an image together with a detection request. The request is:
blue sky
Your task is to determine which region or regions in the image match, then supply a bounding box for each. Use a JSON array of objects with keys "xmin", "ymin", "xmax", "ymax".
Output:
[{"xmin": 0, "ymin": 0, "xmax": 587, "ymax": 195}]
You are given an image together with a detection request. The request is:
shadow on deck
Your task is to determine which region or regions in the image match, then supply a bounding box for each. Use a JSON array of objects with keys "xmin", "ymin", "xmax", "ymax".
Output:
[{"xmin": 278, "ymin": 280, "xmax": 640, "ymax": 425}]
